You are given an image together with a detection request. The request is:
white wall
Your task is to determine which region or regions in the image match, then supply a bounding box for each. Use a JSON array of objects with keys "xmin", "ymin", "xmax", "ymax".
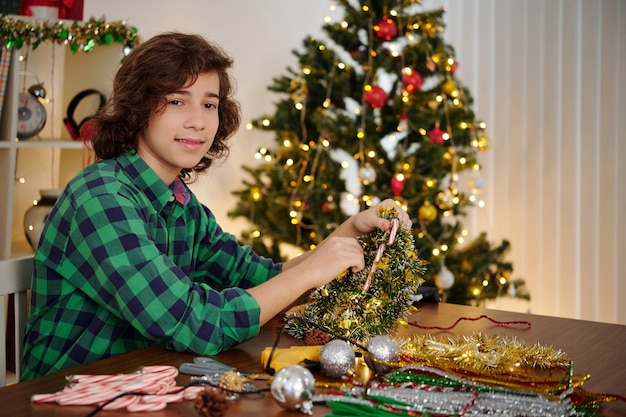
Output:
[{"xmin": 84, "ymin": 1, "xmax": 626, "ymax": 325}]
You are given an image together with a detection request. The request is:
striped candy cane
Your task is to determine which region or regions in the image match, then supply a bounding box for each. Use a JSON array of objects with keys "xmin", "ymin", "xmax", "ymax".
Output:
[
  {"xmin": 363, "ymin": 218, "xmax": 399, "ymax": 292},
  {"xmin": 32, "ymin": 365, "xmax": 199, "ymax": 412}
]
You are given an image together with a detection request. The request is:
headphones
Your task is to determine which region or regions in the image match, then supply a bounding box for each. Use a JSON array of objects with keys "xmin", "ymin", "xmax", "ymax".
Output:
[{"xmin": 64, "ymin": 89, "xmax": 106, "ymax": 140}]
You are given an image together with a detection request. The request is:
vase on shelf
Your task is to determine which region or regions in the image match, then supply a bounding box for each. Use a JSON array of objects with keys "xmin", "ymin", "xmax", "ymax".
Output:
[{"xmin": 23, "ymin": 189, "xmax": 62, "ymax": 251}]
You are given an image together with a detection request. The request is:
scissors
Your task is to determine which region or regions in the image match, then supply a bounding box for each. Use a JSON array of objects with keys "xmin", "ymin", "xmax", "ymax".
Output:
[{"xmin": 178, "ymin": 357, "xmax": 267, "ymax": 379}]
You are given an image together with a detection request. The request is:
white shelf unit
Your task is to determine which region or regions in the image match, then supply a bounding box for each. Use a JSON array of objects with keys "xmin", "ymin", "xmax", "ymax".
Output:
[{"xmin": 0, "ymin": 37, "xmax": 123, "ymax": 259}]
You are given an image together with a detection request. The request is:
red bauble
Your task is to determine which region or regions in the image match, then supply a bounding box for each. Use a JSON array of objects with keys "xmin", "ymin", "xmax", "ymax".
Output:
[
  {"xmin": 364, "ymin": 85, "xmax": 388, "ymax": 108},
  {"xmin": 402, "ymin": 69, "xmax": 423, "ymax": 93},
  {"xmin": 374, "ymin": 17, "xmax": 398, "ymax": 41},
  {"xmin": 391, "ymin": 176, "xmax": 405, "ymax": 196}
]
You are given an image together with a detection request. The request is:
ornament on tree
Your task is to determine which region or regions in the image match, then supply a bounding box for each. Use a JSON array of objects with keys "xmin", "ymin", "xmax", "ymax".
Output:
[
  {"xmin": 363, "ymin": 84, "xmax": 388, "ymax": 108},
  {"xmin": 422, "ymin": 21, "xmax": 438, "ymax": 38},
  {"xmin": 358, "ymin": 162, "xmax": 377, "ymax": 185},
  {"xmin": 397, "ymin": 110, "xmax": 408, "ymax": 132},
  {"xmin": 447, "ymin": 59, "xmax": 459, "ymax": 74},
  {"xmin": 468, "ymin": 175, "xmax": 485, "ymax": 193},
  {"xmin": 390, "ymin": 175, "xmax": 405, "ymax": 196},
  {"xmin": 442, "ymin": 78, "xmax": 458, "ymax": 97},
  {"xmin": 249, "ymin": 186, "xmax": 263, "ymax": 202},
  {"xmin": 418, "ymin": 201, "xmax": 437, "ymax": 222},
  {"xmin": 319, "ymin": 339, "xmax": 355, "ymax": 378},
  {"xmin": 426, "ymin": 57, "xmax": 436, "ymax": 72},
  {"xmin": 477, "ymin": 134, "xmax": 491, "ymax": 151},
  {"xmin": 434, "ymin": 262, "xmax": 455, "ymax": 290},
  {"xmin": 402, "ymin": 67, "xmax": 423, "ymax": 93},
  {"xmin": 270, "ymin": 365, "xmax": 315, "ymax": 415},
  {"xmin": 428, "ymin": 124, "xmax": 444, "ymax": 144},
  {"xmin": 373, "ymin": 16, "xmax": 398, "ymax": 41},
  {"xmin": 288, "ymin": 78, "xmax": 308, "ymax": 104}
]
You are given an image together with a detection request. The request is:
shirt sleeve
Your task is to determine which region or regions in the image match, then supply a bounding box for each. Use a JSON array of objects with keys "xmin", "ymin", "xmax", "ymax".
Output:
[
  {"xmin": 191, "ymin": 203, "xmax": 280, "ymax": 291},
  {"xmin": 62, "ymin": 191, "xmax": 277, "ymax": 355}
]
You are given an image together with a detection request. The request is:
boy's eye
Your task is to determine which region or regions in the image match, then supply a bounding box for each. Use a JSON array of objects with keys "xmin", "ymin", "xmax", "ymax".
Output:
[
  {"xmin": 169, "ymin": 99, "xmax": 182, "ymax": 106},
  {"xmin": 205, "ymin": 102, "xmax": 217, "ymax": 109}
]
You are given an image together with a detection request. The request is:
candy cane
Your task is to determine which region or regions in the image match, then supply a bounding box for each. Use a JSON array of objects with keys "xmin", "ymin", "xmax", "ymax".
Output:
[
  {"xmin": 101, "ymin": 395, "xmax": 140, "ymax": 410},
  {"xmin": 387, "ymin": 218, "xmax": 399, "ymax": 245},
  {"xmin": 126, "ymin": 401, "xmax": 168, "ymax": 412},
  {"xmin": 363, "ymin": 218, "xmax": 400, "ymax": 292},
  {"xmin": 183, "ymin": 386, "xmax": 206, "ymax": 400},
  {"xmin": 31, "ymin": 365, "xmax": 193, "ymax": 412}
]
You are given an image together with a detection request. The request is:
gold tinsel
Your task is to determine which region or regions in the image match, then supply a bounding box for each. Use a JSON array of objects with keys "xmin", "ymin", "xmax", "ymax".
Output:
[
  {"xmin": 390, "ymin": 332, "xmax": 590, "ymax": 393},
  {"xmin": 0, "ymin": 15, "xmax": 141, "ymax": 53}
]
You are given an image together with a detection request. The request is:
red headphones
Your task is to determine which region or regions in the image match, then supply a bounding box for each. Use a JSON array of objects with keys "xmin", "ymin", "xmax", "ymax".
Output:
[{"xmin": 64, "ymin": 89, "xmax": 106, "ymax": 140}]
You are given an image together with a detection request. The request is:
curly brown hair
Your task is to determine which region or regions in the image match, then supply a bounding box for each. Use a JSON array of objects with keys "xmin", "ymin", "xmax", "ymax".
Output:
[{"xmin": 90, "ymin": 32, "xmax": 241, "ymax": 181}]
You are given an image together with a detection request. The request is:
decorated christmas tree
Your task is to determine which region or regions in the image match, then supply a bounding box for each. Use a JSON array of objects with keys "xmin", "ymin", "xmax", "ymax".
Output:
[{"xmin": 229, "ymin": 0, "xmax": 529, "ymax": 306}]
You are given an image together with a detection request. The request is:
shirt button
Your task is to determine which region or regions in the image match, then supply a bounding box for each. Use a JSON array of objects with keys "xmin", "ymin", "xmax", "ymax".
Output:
[{"xmin": 168, "ymin": 196, "xmax": 175, "ymax": 202}]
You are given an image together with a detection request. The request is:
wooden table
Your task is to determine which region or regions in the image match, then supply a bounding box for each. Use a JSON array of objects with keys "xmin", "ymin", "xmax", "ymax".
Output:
[{"xmin": 2, "ymin": 302, "xmax": 625, "ymax": 416}]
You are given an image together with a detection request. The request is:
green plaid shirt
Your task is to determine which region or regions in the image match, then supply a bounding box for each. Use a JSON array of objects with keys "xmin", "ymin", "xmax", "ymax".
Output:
[{"xmin": 22, "ymin": 152, "xmax": 281, "ymax": 380}]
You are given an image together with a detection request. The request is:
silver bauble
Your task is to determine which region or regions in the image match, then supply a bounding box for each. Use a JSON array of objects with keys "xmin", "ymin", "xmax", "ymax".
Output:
[
  {"xmin": 365, "ymin": 335, "xmax": 399, "ymax": 373},
  {"xmin": 319, "ymin": 339, "xmax": 355, "ymax": 378},
  {"xmin": 434, "ymin": 264, "xmax": 455, "ymax": 290},
  {"xmin": 270, "ymin": 365, "xmax": 315, "ymax": 415}
]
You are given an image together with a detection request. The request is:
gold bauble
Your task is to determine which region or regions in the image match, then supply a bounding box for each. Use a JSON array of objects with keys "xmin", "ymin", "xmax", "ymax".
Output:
[
  {"xmin": 418, "ymin": 201, "xmax": 437, "ymax": 222},
  {"xmin": 442, "ymin": 78, "xmax": 457, "ymax": 96},
  {"xmin": 477, "ymin": 135, "xmax": 491, "ymax": 151},
  {"xmin": 250, "ymin": 187, "xmax": 262, "ymax": 202}
]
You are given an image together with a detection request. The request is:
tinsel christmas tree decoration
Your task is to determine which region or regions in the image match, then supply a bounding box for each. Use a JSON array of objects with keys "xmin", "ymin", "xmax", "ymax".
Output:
[{"xmin": 284, "ymin": 205, "xmax": 425, "ymax": 343}]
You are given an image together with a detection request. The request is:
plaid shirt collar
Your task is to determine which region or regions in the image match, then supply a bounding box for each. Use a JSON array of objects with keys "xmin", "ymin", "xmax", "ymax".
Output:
[{"xmin": 116, "ymin": 152, "xmax": 190, "ymax": 212}]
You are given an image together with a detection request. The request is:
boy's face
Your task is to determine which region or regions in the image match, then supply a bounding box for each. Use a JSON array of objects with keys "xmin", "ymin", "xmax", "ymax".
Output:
[{"xmin": 137, "ymin": 72, "xmax": 220, "ymax": 183}]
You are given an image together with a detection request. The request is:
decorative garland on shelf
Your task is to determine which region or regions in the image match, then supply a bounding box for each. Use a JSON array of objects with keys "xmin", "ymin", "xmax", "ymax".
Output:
[{"xmin": 0, "ymin": 15, "xmax": 140, "ymax": 53}]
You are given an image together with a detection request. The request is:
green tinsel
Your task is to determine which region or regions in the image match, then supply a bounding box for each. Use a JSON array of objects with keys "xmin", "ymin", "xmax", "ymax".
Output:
[
  {"xmin": 0, "ymin": 15, "xmax": 140, "ymax": 53},
  {"xmin": 284, "ymin": 206, "xmax": 426, "ymax": 342}
]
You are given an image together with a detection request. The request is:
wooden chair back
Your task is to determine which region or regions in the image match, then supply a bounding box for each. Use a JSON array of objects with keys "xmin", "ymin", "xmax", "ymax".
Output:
[{"xmin": 0, "ymin": 256, "xmax": 33, "ymax": 385}]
